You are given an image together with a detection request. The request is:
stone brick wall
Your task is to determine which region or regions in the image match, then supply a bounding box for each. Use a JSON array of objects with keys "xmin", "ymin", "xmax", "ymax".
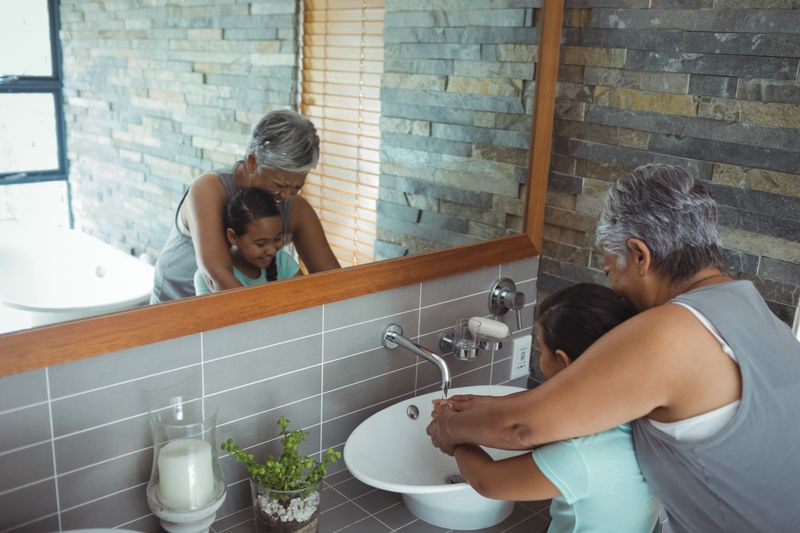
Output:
[
  {"xmin": 60, "ymin": 0, "xmax": 298, "ymax": 258},
  {"xmin": 542, "ymin": 2, "xmax": 800, "ymax": 326},
  {"xmin": 375, "ymin": 0, "xmax": 540, "ymax": 260}
]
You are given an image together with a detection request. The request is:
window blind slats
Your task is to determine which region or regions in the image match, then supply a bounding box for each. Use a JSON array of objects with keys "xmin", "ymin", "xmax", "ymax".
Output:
[
  {"xmin": 302, "ymin": 0, "xmax": 382, "ymax": 266},
  {"xmin": 305, "ymin": 8, "xmax": 384, "ymax": 23},
  {"xmin": 306, "ymin": 0, "xmax": 384, "ymax": 11},
  {"xmin": 303, "ymin": 69, "xmax": 381, "ymax": 87},
  {"xmin": 303, "ymin": 45, "xmax": 383, "ymax": 62},
  {"xmin": 303, "ymin": 104, "xmax": 380, "ymax": 128},
  {"xmin": 304, "ymin": 34, "xmax": 383, "ymax": 48},
  {"xmin": 305, "ymin": 21, "xmax": 383, "ymax": 36}
]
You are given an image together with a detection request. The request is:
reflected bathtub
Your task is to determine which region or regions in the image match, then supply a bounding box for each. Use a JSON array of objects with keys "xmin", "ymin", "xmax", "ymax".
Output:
[{"xmin": 0, "ymin": 227, "xmax": 153, "ymax": 330}]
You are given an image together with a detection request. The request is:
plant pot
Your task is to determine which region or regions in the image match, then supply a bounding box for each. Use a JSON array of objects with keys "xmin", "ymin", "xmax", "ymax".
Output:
[{"xmin": 250, "ymin": 478, "xmax": 321, "ymax": 533}]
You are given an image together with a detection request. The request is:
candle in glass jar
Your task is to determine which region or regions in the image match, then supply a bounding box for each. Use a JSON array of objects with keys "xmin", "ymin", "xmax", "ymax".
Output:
[{"xmin": 157, "ymin": 438, "xmax": 215, "ymax": 509}]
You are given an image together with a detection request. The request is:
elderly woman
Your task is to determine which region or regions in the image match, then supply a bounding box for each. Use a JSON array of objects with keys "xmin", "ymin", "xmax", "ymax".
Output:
[
  {"xmin": 427, "ymin": 164, "xmax": 800, "ymax": 531},
  {"xmin": 151, "ymin": 110, "xmax": 340, "ymax": 303}
]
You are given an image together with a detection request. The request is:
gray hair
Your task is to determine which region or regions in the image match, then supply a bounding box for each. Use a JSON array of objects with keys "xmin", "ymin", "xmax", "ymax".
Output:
[
  {"xmin": 596, "ymin": 164, "xmax": 724, "ymax": 281},
  {"xmin": 247, "ymin": 109, "xmax": 320, "ymax": 174}
]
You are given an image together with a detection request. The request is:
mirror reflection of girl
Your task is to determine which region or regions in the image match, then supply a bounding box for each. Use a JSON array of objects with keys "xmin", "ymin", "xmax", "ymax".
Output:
[
  {"xmin": 443, "ymin": 283, "xmax": 661, "ymax": 533},
  {"xmin": 194, "ymin": 188, "xmax": 300, "ymax": 296}
]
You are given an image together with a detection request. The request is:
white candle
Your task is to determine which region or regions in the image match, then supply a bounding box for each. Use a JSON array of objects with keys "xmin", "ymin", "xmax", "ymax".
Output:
[{"xmin": 157, "ymin": 438, "xmax": 215, "ymax": 509}]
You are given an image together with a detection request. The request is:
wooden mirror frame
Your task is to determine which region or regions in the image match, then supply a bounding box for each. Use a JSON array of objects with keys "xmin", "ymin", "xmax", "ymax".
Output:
[{"xmin": 0, "ymin": 1, "xmax": 564, "ymax": 377}]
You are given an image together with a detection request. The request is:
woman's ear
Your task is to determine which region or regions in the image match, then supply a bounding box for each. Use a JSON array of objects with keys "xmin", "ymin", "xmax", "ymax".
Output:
[
  {"xmin": 627, "ymin": 238, "xmax": 652, "ymax": 275},
  {"xmin": 226, "ymin": 228, "xmax": 237, "ymax": 247},
  {"xmin": 555, "ymin": 349, "xmax": 571, "ymax": 369},
  {"xmin": 245, "ymin": 153, "xmax": 257, "ymax": 175}
]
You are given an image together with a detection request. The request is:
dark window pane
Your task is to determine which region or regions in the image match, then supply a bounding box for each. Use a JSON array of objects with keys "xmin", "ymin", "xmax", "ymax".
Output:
[
  {"xmin": 0, "ymin": 93, "xmax": 59, "ymax": 174},
  {"xmin": 0, "ymin": 0, "xmax": 53, "ymax": 77}
]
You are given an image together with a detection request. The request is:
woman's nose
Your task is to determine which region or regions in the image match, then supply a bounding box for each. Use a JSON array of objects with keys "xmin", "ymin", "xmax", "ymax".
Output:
[{"xmin": 277, "ymin": 190, "xmax": 292, "ymax": 201}]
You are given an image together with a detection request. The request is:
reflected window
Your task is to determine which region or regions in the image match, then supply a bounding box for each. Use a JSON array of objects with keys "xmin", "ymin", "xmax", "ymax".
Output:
[
  {"xmin": 301, "ymin": 0, "xmax": 384, "ymax": 268},
  {"xmin": 0, "ymin": 0, "xmax": 66, "ymax": 184}
]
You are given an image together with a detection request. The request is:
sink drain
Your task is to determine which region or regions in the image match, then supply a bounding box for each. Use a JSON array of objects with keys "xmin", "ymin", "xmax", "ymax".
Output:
[
  {"xmin": 446, "ymin": 474, "xmax": 465, "ymax": 484},
  {"xmin": 406, "ymin": 405, "xmax": 419, "ymax": 420}
]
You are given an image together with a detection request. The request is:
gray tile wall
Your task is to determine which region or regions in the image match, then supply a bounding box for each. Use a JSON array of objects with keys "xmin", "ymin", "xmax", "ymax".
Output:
[{"xmin": 0, "ymin": 256, "xmax": 538, "ymax": 532}]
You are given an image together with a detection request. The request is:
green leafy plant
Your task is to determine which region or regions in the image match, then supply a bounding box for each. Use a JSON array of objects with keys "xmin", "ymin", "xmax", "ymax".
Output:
[{"xmin": 221, "ymin": 416, "xmax": 341, "ymax": 496}]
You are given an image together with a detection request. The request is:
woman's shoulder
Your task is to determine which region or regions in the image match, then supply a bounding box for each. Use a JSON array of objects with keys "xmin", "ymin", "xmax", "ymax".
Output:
[{"xmin": 187, "ymin": 171, "xmax": 229, "ymax": 201}]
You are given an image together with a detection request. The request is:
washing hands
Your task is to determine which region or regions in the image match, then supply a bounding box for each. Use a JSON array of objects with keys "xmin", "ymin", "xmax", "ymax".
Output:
[{"xmin": 428, "ymin": 394, "xmax": 496, "ymax": 455}]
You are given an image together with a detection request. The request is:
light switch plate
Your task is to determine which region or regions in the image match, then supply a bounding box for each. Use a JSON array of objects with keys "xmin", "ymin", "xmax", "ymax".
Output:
[{"xmin": 509, "ymin": 334, "xmax": 532, "ymax": 381}]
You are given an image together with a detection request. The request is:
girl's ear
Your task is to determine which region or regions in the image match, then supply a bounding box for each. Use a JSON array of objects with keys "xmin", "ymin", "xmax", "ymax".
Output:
[
  {"xmin": 226, "ymin": 228, "xmax": 237, "ymax": 247},
  {"xmin": 627, "ymin": 238, "xmax": 652, "ymax": 276},
  {"xmin": 555, "ymin": 349, "xmax": 571, "ymax": 369}
]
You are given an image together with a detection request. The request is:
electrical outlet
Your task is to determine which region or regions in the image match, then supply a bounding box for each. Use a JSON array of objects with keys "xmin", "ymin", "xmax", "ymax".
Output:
[{"xmin": 509, "ymin": 334, "xmax": 532, "ymax": 381}]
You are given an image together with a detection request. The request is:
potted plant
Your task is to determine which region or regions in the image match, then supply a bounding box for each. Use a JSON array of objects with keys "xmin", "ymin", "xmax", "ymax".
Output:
[{"xmin": 222, "ymin": 417, "xmax": 341, "ymax": 533}]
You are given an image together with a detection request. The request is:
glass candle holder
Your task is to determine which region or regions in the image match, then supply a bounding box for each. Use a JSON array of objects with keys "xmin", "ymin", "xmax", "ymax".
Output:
[{"xmin": 147, "ymin": 397, "xmax": 226, "ymax": 533}]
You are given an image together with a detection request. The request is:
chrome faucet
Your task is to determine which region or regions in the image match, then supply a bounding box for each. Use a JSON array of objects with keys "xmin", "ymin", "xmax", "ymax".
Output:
[{"xmin": 382, "ymin": 323, "xmax": 452, "ymax": 397}]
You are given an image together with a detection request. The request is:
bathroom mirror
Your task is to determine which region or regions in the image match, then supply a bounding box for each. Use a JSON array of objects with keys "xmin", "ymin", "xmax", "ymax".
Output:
[
  {"xmin": 0, "ymin": 1, "xmax": 563, "ymax": 376},
  {"xmin": 1, "ymin": 0, "xmax": 546, "ymax": 333}
]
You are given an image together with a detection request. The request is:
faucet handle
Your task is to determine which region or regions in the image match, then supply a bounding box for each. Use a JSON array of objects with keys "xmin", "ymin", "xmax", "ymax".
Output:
[{"xmin": 489, "ymin": 278, "xmax": 526, "ymax": 331}]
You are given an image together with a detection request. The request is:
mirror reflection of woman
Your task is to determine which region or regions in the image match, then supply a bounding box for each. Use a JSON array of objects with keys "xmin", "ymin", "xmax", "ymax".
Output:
[{"xmin": 151, "ymin": 110, "xmax": 340, "ymax": 303}]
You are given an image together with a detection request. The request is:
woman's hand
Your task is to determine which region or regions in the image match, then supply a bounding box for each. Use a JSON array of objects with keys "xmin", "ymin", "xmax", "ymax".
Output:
[
  {"xmin": 289, "ymin": 196, "xmax": 341, "ymax": 273},
  {"xmin": 443, "ymin": 394, "xmax": 496, "ymax": 411}
]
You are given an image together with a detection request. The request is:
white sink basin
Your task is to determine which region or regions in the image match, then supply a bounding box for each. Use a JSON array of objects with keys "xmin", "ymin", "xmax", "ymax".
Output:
[{"xmin": 343, "ymin": 384, "xmax": 526, "ymax": 530}]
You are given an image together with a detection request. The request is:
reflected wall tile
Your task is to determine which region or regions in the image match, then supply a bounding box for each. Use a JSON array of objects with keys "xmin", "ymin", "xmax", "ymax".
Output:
[
  {"xmin": 0, "ymin": 403, "xmax": 50, "ymax": 452},
  {"xmin": 5, "ymin": 514, "xmax": 60, "ymax": 533},
  {"xmin": 323, "ymin": 284, "xmax": 420, "ymax": 331},
  {"xmin": 336, "ymin": 516, "xmax": 392, "ymax": 532},
  {"xmin": 52, "ymin": 366, "xmax": 202, "ymax": 437},
  {"xmin": 215, "ymin": 478, "xmax": 250, "ymax": 523},
  {"xmin": 204, "ymin": 334, "xmax": 322, "ymax": 395},
  {"xmin": 374, "ymin": 501, "xmax": 418, "ymax": 531},
  {"xmin": 417, "ymin": 363, "xmax": 493, "ymax": 394},
  {"xmin": 491, "ymin": 355, "xmax": 514, "ymax": 386},
  {"xmin": 324, "ymin": 310, "xmax": 418, "ymax": 363},
  {"xmin": 0, "ymin": 368, "xmax": 46, "ymax": 412},
  {"xmin": 420, "ymin": 292, "xmax": 488, "ymax": 334},
  {"xmin": 57, "ymin": 448, "xmax": 151, "ymax": 511},
  {"xmin": 322, "ymin": 367, "xmax": 415, "ymax": 421},
  {"xmin": 210, "ymin": 367, "xmax": 320, "ymax": 426},
  {"xmin": 500, "ymin": 255, "xmax": 540, "ymax": 283},
  {"xmin": 0, "ymin": 479, "xmax": 57, "ymax": 531},
  {"xmin": 0, "ymin": 441, "xmax": 53, "ymax": 493},
  {"xmin": 323, "ymin": 346, "xmax": 417, "ymax": 392},
  {"xmin": 320, "ymin": 394, "xmax": 411, "ymax": 450},
  {"xmin": 54, "ymin": 414, "xmax": 150, "ymax": 473},
  {"xmin": 316, "ymin": 501, "xmax": 369, "ymax": 533},
  {"xmin": 352, "ymin": 489, "xmax": 403, "ymax": 516},
  {"xmin": 60, "ymin": 484, "xmax": 150, "ymax": 530},
  {"xmin": 49, "ymin": 334, "xmax": 201, "ymax": 399},
  {"xmin": 212, "ymin": 507, "xmax": 252, "ymax": 533},
  {"xmin": 204, "ymin": 307, "xmax": 322, "ymax": 361},
  {"xmin": 421, "ymin": 264, "xmax": 499, "ymax": 307},
  {"xmin": 119, "ymin": 514, "xmax": 161, "ymax": 533},
  {"xmin": 217, "ymin": 395, "xmax": 320, "ymax": 453}
]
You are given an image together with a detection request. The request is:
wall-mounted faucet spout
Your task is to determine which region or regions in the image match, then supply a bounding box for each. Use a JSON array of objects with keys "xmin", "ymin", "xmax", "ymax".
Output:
[{"xmin": 382, "ymin": 323, "xmax": 452, "ymax": 396}]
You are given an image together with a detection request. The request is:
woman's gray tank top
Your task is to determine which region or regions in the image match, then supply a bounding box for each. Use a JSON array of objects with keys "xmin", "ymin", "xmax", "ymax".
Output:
[
  {"xmin": 632, "ymin": 280, "xmax": 800, "ymax": 532},
  {"xmin": 150, "ymin": 166, "xmax": 293, "ymax": 303}
]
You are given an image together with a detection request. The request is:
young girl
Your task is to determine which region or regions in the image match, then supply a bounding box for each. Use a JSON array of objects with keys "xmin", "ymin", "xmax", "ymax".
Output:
[
  {"xmin": 194, "ymin": 187, "xmax": 300, "ymax": 295},
  {"xmin": 448, "ymin": 283, "xmax": 661, "ymax": 532}
]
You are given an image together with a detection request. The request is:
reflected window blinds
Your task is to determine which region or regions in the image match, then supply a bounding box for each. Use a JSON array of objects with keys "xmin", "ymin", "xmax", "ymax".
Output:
[{"xmin": 301, "ymin": 0, "xmax": 384, "ymax": 267}]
